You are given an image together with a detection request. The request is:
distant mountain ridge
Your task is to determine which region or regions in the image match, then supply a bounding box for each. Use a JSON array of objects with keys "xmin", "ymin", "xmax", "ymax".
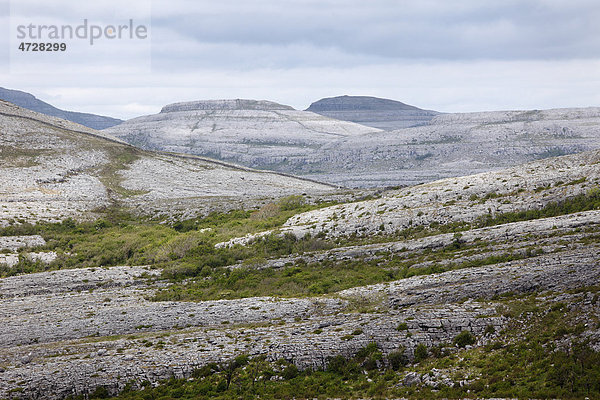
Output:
[
  {"xmin": 0, "ymin": 87, "xmax": 123, "ymax": 130},
  {"xmin": 104, "ymin": 98, "xmax": 380, "ymax": 173},
  {"xmin": 306, "ymin": 95, "xmax": 440, "ymax": 130},
  {"xmin": 161, "ymin": 99, "xmax": 294, "ymax": 113},
  {"xmin": 107, "ymin": 97, "xmax": 600, "ymax": 188}
]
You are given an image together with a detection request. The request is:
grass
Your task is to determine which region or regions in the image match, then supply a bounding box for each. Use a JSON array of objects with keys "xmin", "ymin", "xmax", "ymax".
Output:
[
  {"xmin": 0, "ymin": 196, "xmax": 337, "ymax": 278},
  {"xmin": 96, "ymin": 147, "xmax": 150, "ymax": 198},
  {"xmin": 2, "ymin": 187, "xmax": 599, "ymax": 301}
]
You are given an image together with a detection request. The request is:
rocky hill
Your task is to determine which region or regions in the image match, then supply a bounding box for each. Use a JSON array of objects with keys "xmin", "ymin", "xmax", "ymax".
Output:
[
  {"xmin": 305, "ymin": 107, "xmax": 600, "ymax": 187},
  {"xmin": 107, "ymin": 101, "xmax": 600, "ymax": 188},
  {"xmin": 104, "ymin": 99, "xmax": 380, "ymax": 174},
  {"xmin": 0, "ymin": 87, "xmax": 123, "ymax": 130},
  {"xmin": 0, "ymin": 100, "xmax": 338, "ymax": 226},
  {"xmin": 306, "ymin": 95, "xmax": 440, "ymax": 130},
  {"xmin": 1, "ymin": 137, "xmax": 599, "ymax": 398},
  {"xmin": 1, "ymin": 97, "xmax": 600, "ymax": 399}
]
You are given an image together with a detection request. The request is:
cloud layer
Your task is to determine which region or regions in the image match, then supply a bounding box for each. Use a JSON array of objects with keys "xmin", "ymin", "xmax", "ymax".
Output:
[{"xmin": 1, "ymin": 0, "xmax": 600, "ymax": 119}]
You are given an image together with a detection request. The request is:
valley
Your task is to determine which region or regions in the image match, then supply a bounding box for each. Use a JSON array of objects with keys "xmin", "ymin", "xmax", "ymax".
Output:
[{"xmin": 0, "ymin": 100, "xmax": 599, "ymax": 399}]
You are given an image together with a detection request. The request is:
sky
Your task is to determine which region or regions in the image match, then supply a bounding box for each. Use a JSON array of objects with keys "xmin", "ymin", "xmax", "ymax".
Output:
[{"xmin": 1, "ymin": 0, "xmax": 600, "ymax": 120}]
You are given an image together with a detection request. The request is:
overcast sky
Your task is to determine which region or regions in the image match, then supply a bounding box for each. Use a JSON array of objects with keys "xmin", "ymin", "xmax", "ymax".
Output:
[{"xmin": 1, "ymin": 0, "xmax": 600, "ymax": 120}]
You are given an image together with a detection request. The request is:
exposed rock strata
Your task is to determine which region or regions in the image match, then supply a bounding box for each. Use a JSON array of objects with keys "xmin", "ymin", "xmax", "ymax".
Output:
[
  {"xmin": 0, "ymin": 101, "xmax": 337, "ymax": 225},
  {"xmin": 107, "ymin": 101, "xmax": 600, "ymax": 187},
  {"xmin": 306, "ymin": 95, "xmax": 440, "ymax": 130},
  {"xmin": 220, "ymin": 149, "xmax": 600, "ymax": 244}
]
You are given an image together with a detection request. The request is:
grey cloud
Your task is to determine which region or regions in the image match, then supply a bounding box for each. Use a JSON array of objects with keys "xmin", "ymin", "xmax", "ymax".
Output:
[
  {"xmin": 150, "ymin": 0, "xmax": 600, "ymax": 68},
  {"xmin": 1, "ymin": 2, "xmax": 8, "ymax": 72}
]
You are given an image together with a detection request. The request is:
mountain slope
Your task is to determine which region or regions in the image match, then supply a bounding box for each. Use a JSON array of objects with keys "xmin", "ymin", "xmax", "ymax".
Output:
[
  {"xmin": 306, "ymin": 95, "xmax": 440, "ymax": 130},
  {"xmin": 0, "ymin": 87, "xmax": 123, "ymax": 130},
  {"xmin": 107, "ymin": 100, "xmax": 600, "ymax": 188},
  {"xmin": 303, "ymin": 106, "xmax": 600, "ymax": 187},
  {"xmin": 0, "ymin": 100, "xmax": 337, "ymax": 225},
  {"xmin": 103, "ymin": 99, "xmax": 380, "ymax": 172},
  {"xmin": 220, "ymin": 148, "xmax": 600, "ymax": 244},
  {"xmin": 1, "ymin": 135, "xmax": 599, "ymax": 399}
]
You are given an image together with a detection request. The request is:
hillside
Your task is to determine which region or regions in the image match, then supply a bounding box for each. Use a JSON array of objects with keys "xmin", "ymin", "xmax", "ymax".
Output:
[
  {"xmin": 1, "ymin": 139, "xmax": 599, "ymax": 399},
  {"xmin": 107, "ymin": 101, "xmax": 600, "ymax": 188},
  {"xmin": 0, "ymin": 100, "xmax": 338, "ymax": 226},
  {"xmin": 304, "ymin": 107, "xmax": 600, "ymax": 187},
  {"xmin": 306, "ymin": 95, "xmax": 440, "ymax": 130},
  {"xmin": 0, "ymin": 87, "xmax": 123, "ymax": 130},
  {"xmin": 103, "ymin": 99, "xmax": 380, "ymax": 173}
]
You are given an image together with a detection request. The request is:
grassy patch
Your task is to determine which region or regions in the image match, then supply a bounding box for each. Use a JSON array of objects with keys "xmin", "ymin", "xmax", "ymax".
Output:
[
  {"xmin": 97, "ymin": 148, "xmax": 150, "ymax": 198},
  {"xmin": 0, "ymin": 197, "xmax": 337, "ymax": 278}
]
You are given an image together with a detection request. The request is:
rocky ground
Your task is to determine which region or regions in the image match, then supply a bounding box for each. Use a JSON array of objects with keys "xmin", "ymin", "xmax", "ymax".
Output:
[
  {"xmin": 0, "ymin": 100, "xmax": 338, "ymax": 225},
  {"xmin": 0, "ymin": 215, "xmax": 598, "ymax": 398},
  {"xmin": 219, "ymin": 149, "xmax": 600, "ymax": 245},
  {"xmin": 1, "ymin": 101, "xmax": 599, "ymax": 399},
  {"xmin": 1, "ymin": 161, "xmax": 599, "ymax": 397}
]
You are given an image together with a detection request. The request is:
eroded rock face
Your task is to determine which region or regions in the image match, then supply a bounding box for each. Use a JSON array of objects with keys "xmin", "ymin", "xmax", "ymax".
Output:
[{"xmin": 306, "ymin": 95, "xmax": 440, "ymax": 130}]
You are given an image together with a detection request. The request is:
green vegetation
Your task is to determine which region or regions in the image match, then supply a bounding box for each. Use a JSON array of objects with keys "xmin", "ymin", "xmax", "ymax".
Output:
[
  {"xmin": 475, "ymin": 186, "xmax": 600, "ymax": 228},
  {"xmin": 453, "ymin": 330, "xmax": 476, "ymax": 348},
  {"xmin": 2, "ymin": 188, "xmax": 599, "ymax": 301},
  {"xmin": 97, "ymin": 148, "xmax": 149, "ymax": 197},
  {"xmin": 0, "ymin": 196, "xmax": 338, "ymax": 279}
]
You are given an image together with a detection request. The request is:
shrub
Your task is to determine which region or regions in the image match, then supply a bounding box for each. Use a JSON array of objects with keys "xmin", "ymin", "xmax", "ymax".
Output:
[
  {"xmin": 388, "ymin": 350, "xmax": 408, "ymax": 370},
  {"xmin": 485, "ymin": 325, "xmax": 496, "ymax": 335},
  {"xmin": 396, "ymin": 322, "xmax": 408, "ymax": 331},
  {"xmin": 278, "ymin": 195, "xmax": 306, "ymax": 211},
  {"xmin": 414, "ymin": 344, "xmax": 428, "ymax": 363},
  {"xmin": 327, "ymin": 355, "xmax": 347, "ymax": 374},
  {"xmin": 282, "ymin": 364, "xmax": 299, "ymax": 380},
  {"xmin": 454, "ymin": 330, "xmax": 477, "ymax": 348}
]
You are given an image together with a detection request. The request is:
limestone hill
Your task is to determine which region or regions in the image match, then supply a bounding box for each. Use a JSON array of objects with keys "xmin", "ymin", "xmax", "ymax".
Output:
[
  {"xmin": 0, "ymin": 100, "xmax": 337, "ymax": 225},
  {"xmin": 306, "ymin": 95, "xmax": 440, "ymax": 130}
]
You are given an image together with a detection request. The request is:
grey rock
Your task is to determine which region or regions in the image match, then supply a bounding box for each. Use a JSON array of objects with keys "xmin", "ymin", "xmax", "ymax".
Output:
[
  {"xmin": 403, "ymin": 371, "xmax": 421, "ymax": 386},
  {"xmin": 0, "ymin": 235, "xmax": 46, "ymax": 251},
  {"xmin": 107, "ymin": 99, "xmax": 600, "ymax": 188},
  {"xmin": 0, "ymin": 100, "xmax": 337, "ymax": 225},
  {"xmin": 233, "ymin": 148, "xmax": 600, "ymax": 242}
]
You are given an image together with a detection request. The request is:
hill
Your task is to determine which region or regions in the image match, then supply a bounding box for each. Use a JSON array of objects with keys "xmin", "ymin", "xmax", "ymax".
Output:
[
  {"xmin": 306, "ymin": 107, "xmax": 600, "ymax": 187},
  {"xmin": 1, "ymin": 99, "xmax": 600, "ymax": 399},
  {"xmin": 1, "ymin": 142, "xmax": 599, "ymax": 398},
  {"xmin": 0, "ymin": 87, "xmax": 123, "ymax": 130},
  {"xmin": 103, "ymin": 98, "xmax": 380, "ymax": 173},
  {"xmin": 0, "ymin": 100, "xmax": 338, "ymax": 226},
  {"xmin": 306, "ymin": 95, "xmax": 440, "ymax": 130},
  {"xmin": 107, "ymin": 100, "xmax": 600, "ymax": 188}
]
